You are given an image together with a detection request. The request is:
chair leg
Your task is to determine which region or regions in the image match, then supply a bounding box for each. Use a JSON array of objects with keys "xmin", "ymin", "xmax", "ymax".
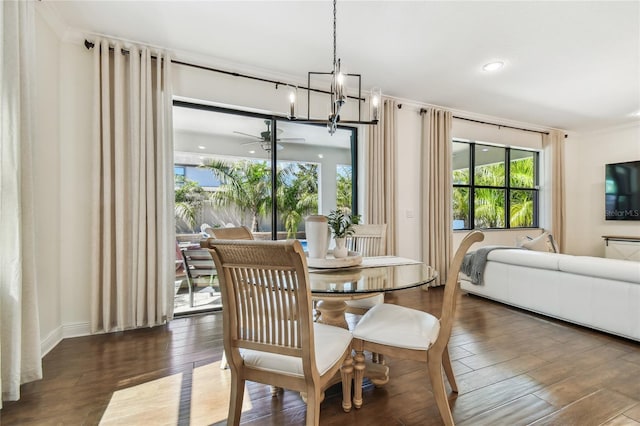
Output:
[
  {"xmin": 353, "ymin": 349, "xmax": 366, "ymax": 409},
  {"xmin": 442, "ymin": 345, "xmax": 458, "ymax": 393},
  {"xmin": 313, "ymin": 300, "xmax": 321, "ymax": 322},
  {"xmin": 228, "ymin": 373, "xmax": 245, "ymax": 426},
  {"xmin": 220, "ymin": 350, "xmax": 229, "ymax": 370},
  {"xmin": 340, "ymin": 353, "xmax": 353, "ymax": 413},
  {"xmin": 305, "ymin": 387, "xmax": 321, "ymax": 426},
  {"xmin": 270, "ymin": 385, "xmax": 282, "ymax": 396},
  {"xmin": 427, "ymin": 356, "xmax": 455, "ymax": 426},
  {"xmin": 187, "ymin": 278, "xmax": 194, "ymax": 308}
]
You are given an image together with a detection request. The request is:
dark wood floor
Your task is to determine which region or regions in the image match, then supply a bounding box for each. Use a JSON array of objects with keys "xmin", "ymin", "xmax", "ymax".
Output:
[{"xmin": 2, "ymin": 287, "xmax": 639, "ymax": 425}]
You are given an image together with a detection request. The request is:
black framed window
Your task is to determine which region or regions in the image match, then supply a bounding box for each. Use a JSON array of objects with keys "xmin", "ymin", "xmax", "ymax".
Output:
[{"xmin": 452, "ymin": 140, "xmax": 539, "ymax": 230}]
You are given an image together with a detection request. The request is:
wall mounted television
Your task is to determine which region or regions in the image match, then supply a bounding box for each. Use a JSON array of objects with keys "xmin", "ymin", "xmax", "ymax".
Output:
[{"xmin": 605, "ymin": 160, "xmax": 640, "ymax": 221}]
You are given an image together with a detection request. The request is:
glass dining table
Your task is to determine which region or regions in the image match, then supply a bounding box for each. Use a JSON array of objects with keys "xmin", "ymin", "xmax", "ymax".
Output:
[{"xmin": 308, "ymin": 257, "xmax": 438, "ymax": 329}]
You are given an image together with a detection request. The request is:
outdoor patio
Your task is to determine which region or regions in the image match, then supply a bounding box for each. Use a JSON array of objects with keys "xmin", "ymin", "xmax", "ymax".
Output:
[{"xmin": 174, "ymin": 275, "xmax": 222, "ymax": 315}]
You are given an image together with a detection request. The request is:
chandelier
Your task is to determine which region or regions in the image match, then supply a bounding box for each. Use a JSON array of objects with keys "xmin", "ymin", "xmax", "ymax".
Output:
[{"xmin": 289, "ymin": 0, "xmax": 381, "ymax": 135}]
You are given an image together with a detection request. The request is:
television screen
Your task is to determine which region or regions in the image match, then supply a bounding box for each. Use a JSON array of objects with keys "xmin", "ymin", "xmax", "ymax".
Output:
[{"xmin": 605, "ymin": 160, "xmax": 640, "ymax": 220}]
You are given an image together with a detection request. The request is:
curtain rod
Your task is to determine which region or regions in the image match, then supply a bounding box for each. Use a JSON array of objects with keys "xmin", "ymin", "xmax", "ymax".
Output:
[
  {"xmin": 395, "ymin": 105, "xmax": 551, "ymax": 136},
  {"xmin": 452, "ymin": 116, "xmax": 550, "ymax": 135},
  {"xmin": 83, "ymin": 40, "xmax": 364, "ymax": 101}
]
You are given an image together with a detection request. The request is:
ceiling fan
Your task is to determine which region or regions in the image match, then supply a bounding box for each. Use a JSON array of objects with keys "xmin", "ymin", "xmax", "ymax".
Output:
[{"xmin": 234, "ymin": 120, "xmax": 305, "ymax": 152}]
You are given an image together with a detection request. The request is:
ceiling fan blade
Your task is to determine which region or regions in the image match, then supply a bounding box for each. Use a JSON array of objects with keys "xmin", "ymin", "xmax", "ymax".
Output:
[
  {"xmin": 233, "ymin": 131, "xmax": 262, "ymax": 140},
  {"xmin": 240, "ymin": 141, "xmax": 261, "ymax": 146}
]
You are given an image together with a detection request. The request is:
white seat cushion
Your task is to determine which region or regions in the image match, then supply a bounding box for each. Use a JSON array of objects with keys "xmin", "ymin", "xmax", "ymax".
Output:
[
  {"xmin": 242, "ymin": 323, "xmax": 352, "ymax": 376},
  {"xmin": 345, "ymin": 293, "xmax": 384, "ymax": 309},
  {"xmin": 353, "ymin": 303, "xmax": 440, "ymax": 351}
]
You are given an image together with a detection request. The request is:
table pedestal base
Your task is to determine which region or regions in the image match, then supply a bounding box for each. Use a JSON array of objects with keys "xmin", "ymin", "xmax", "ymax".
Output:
[
  {"xmin": 315, "ymin": 298, "xmax": 349, "ymax": 329},
  {"xmin": 314, "ymin": 297, "xmax": 390, "ymax": 405}
]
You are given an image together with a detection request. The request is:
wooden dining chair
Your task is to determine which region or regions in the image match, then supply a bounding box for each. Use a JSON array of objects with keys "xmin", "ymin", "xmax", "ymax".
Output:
[
  {"xmin": 200, "ymin": 225, "xmax": 254, "ymax": 248},
  {"xmin": 344, "ymin": 223, "xmax": 388, "ymax": 316},
  {"xmin": 351, "ymin": 230, "xmax": 484, "ymax": 425},
  {"xmin": 208, "ymin": 239, "xmax": 354, "ymax": 426},
  {"xmin": 347, "ymin": 224, "xmax": 387, "ymax": 257}
]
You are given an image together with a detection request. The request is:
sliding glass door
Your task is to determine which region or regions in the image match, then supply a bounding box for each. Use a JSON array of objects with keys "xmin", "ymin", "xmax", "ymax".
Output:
[{"xmin": 172, "ymin": 101, "xmax": 357, "ymax": 314}]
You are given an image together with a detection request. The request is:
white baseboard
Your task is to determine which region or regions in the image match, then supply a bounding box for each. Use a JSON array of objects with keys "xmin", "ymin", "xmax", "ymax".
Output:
[
  {"xmin": 40, "ymin": 327, "xmax": 63, "ymax": 357},
  {"xmin": 40, "ymin": 321, "xmax": 91, "ymax": 357}
]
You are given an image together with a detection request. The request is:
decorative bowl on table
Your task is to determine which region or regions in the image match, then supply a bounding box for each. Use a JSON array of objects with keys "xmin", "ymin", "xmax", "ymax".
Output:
[{"xmin": 306, "ymin": 250, "xmax": 362, "ymax": 269}]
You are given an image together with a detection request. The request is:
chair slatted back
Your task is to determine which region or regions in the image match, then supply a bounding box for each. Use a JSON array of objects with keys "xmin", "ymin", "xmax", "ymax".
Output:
[
  {"xmin": 208, "ymin": 240, "xmax": 315, "ymax": 360},
  {"xmin": 347, "ymin": 224, "xmax": 387, "ymax": 256}
]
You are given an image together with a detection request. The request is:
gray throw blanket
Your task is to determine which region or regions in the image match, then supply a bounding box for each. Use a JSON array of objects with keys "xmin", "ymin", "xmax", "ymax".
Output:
[{"xmin": 460, "ymin": 245, "xmax": 523, "ymax": 285}]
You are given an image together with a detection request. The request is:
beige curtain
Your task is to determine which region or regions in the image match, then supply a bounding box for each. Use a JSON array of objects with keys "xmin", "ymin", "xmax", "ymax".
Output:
[
  {"xmin": 90, "ymin": 38, "xmax": 174, "ymax": 333},
  {"xmin": 0, "ymin": 0, "xmax": 43, "ymax": 405},
  {"xmin": 421, "ymin": 108, "xmax": 453, "ymax": 286},
  {"xmin": 365, "ymin": 98, "xmax": 397, "ymax": 255},
  {"xmin": 543, "ymin": 129, "xmax": 566, "ymax": 252}
]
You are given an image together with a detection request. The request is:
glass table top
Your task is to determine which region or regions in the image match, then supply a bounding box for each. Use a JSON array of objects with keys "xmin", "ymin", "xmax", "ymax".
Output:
[{"xmin": 308, "ymin": 262, "xmax": 437, "ymax": 295}]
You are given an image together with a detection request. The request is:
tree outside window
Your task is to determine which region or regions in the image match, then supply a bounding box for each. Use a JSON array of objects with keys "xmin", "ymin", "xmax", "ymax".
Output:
[{"xmin": 336, "ymin": 164, "xmax": 353, "ymax": 212}]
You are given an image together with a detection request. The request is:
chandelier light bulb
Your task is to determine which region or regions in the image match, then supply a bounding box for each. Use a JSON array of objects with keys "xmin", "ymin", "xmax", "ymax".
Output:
[
  {"xmin": 288, "ymin": 87, "xmax": 297, "ymax": 119},
  {"xmin": 370, "ymin": 87, "xmax": 382, "ymax": 121}
]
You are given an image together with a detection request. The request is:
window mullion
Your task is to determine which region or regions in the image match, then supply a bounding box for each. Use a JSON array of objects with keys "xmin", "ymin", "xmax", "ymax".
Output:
[
  {"xmin": 505, "ymin": 147, "xmax": 511, "ymax": 229},
  {"xmin": 470, "ymin": 142, "xmax": 475, "ymax": 229}
]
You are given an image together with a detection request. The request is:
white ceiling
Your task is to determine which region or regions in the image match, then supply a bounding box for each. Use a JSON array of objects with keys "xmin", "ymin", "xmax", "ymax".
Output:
[{"xmin": 46, "ymin": 1, "xmax": 640, "ymax": 132}]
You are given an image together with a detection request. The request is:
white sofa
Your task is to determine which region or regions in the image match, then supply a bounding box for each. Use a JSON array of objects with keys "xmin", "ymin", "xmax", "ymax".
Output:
[{"xmin": 460, "ymin": 249, "xmax": 640, "ymax": 342}]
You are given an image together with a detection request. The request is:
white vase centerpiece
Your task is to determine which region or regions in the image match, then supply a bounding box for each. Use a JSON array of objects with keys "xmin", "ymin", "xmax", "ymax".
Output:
[
  {"xmin": 327, "ymin": 209, "xmax": 361, "ymax": 258},
  {"xmin": 305, "ymin": 215, "xmax": 330, "ymax": 259}
]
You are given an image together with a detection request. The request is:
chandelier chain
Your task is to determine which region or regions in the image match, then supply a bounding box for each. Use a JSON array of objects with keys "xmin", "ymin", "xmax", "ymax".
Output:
[{"xmin": 333, "ymin": 0, "xmax": 337, "ymax": 66}]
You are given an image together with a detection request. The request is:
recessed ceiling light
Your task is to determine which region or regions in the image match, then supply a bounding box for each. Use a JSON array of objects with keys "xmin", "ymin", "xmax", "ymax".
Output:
[
  {"xmin": 481, "ymin": 148, "xmax": 489, "ymax": 152},
  {"xmin": 318, "ymin": 154, "xmax": 324, "ymax": 159},
  {"xmin": 482, "ymin": 61, "xmax": 504, "ymax": 72},
  {"xmin": 249, "ymin": 150, "xmax": 256, "ymax": 154},
  {"xmin": 198, "ymin": 145, "xmax": 206, "ymax": 150}
]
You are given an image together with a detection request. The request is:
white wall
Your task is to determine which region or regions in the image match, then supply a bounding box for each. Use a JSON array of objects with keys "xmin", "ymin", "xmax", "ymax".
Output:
[
  {"xmin": 34, "ymin": 10, "xmax": 62, "ymax": 354},
  {"xmin": 395, "ymin": 105, "xmax": 423, "ymax": 260},
  {"xmin": 58, "ymin": 42, "xmax": 94, "ymax": 337},
  {"xmin": 564, "ymin": 122, "xmax": 640, "ymax": 256}
]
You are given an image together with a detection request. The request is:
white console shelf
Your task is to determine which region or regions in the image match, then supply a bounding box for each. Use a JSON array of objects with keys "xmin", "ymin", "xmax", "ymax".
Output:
[{"xmin": 602, "ymin": 235, "xmax": 640, "ymax": 261}]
